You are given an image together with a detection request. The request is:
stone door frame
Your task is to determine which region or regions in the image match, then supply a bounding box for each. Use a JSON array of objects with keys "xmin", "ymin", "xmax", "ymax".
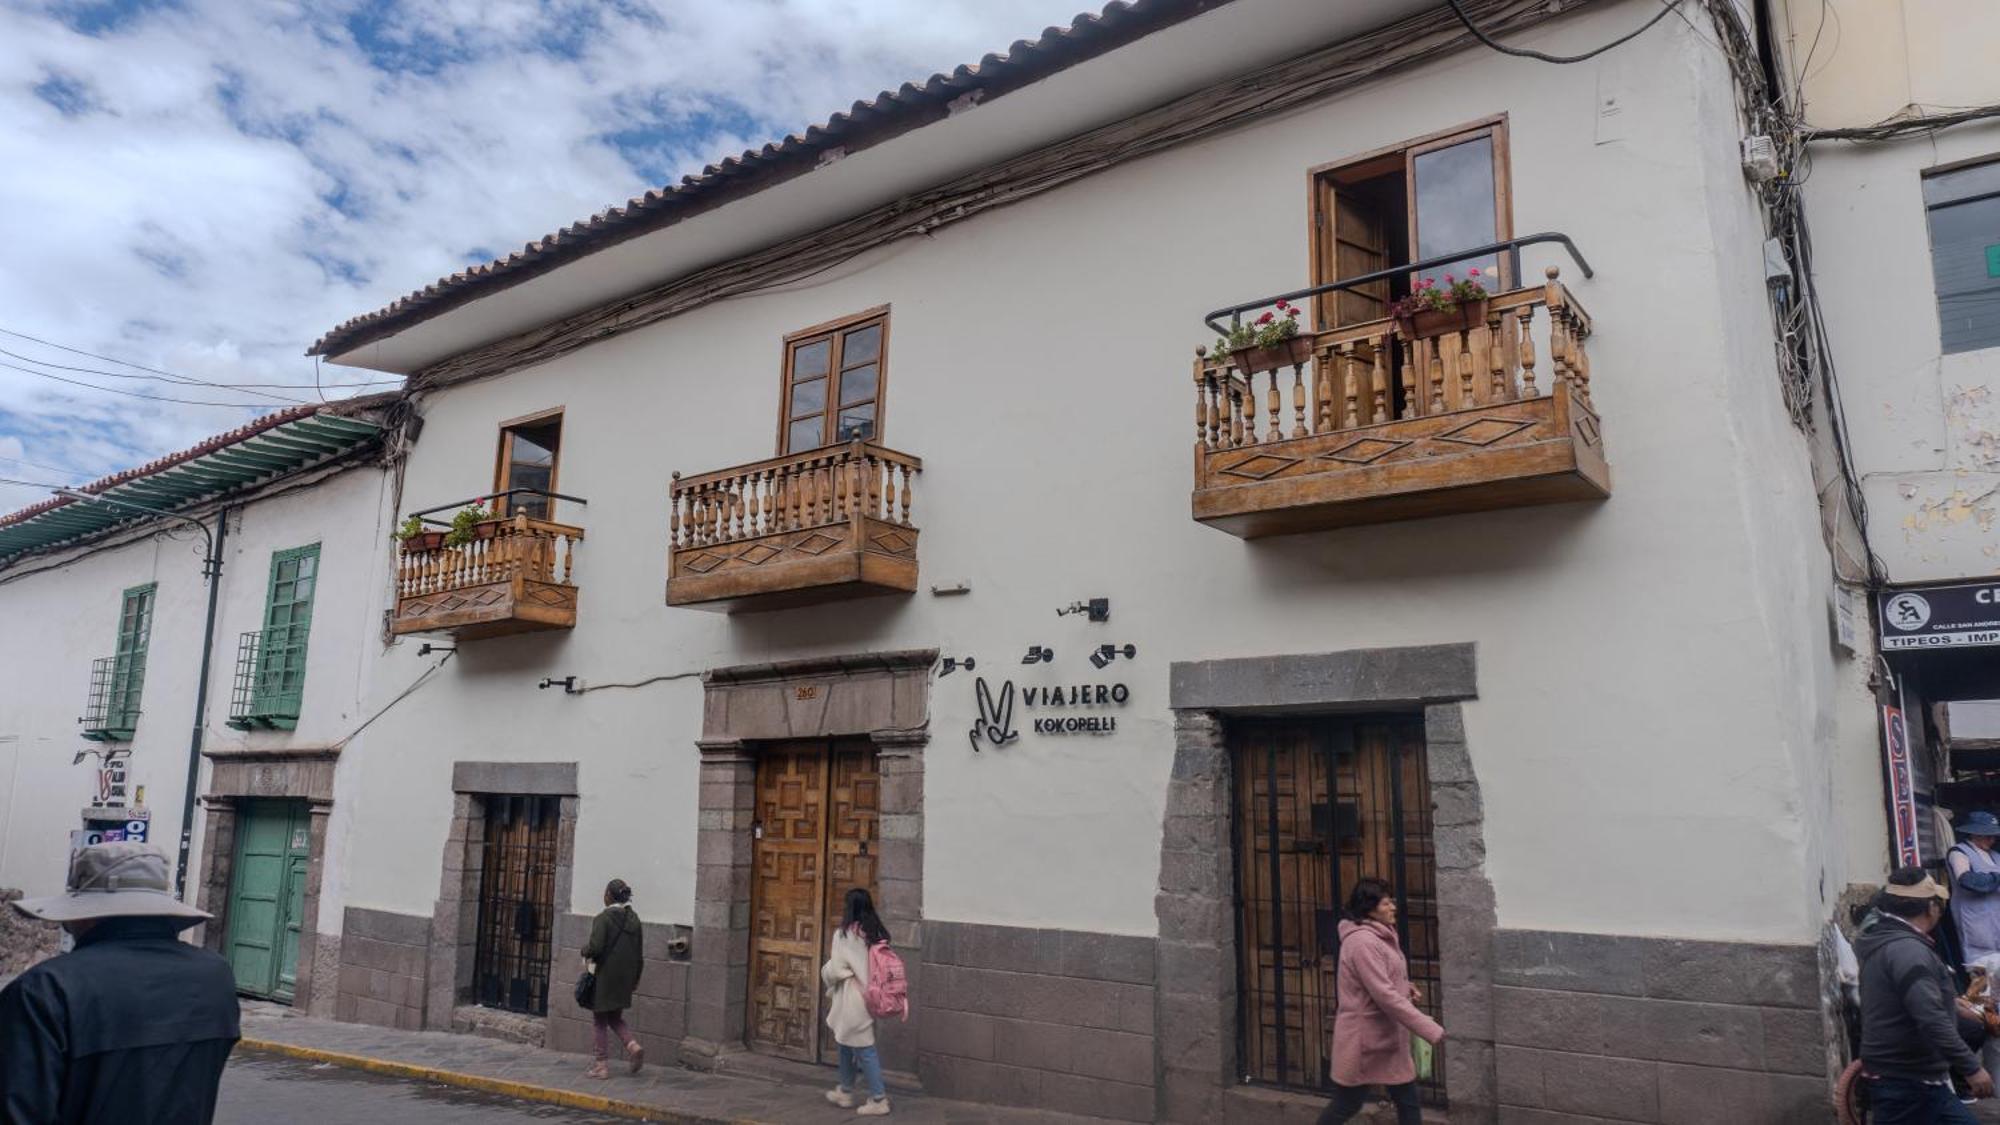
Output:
[
  {"xmin": 1158, "ymin": 644, "xmax": 1497, "ymax": 1123},
  {"xmin": 195, "ymin": 746, "xmax": 338, "ymax": 1014},
  {"xmin": 428, "ymin": 761, "xmax": 579, "ymax": 1036},
  {"xmin": 684, "ymin": 649, "xmax": 934, "ymax": 1077}
]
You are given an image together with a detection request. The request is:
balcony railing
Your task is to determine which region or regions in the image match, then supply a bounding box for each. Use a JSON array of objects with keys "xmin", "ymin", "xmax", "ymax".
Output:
[
  {"xmin": 393, "ymin": 493, "xmax": 584, "ymax": 640},
  {"xmin": 80, "ymin": 654, "xmax": 141, "ymax": 742},
  {"xmin": 667, "ymin": 439, "xmax": 921, "ymax": 612},
  {"xmin": 1192, "ymin": 265, "xmax": 1609, "ymax": 537},
  {"xmin": 227, "ymin": 630, "xmax": 306, "ymax": 730}
]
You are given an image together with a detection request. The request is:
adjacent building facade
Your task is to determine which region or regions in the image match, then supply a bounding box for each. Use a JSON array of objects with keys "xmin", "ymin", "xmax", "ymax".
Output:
[{"xmin": 0, "ymin": 402, "xmax": 392, "ymax": 1014}]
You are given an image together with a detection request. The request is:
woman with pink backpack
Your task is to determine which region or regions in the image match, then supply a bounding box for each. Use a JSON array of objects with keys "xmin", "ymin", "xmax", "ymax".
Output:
[{"xmin": 821, "ymin": 887, "xmax": 905, "ymax": 1117}]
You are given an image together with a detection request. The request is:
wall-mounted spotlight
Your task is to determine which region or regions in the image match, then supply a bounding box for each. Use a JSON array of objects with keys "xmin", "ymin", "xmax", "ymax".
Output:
[
  {"xmin": 1057, "ymin": 598, "xmax": 1110, "ymax": 623},
  {"xmin": 1020, "ymin": 645, "xmax": 1055, "ymax": 665},
  {"xmin": 940, "ymin": 656, "xmax": 976, "ymax": 677},
  {"xmin": 537, "ymin": 676, "xmax": 583, "ymax": 695},
  {"xmin": 1090, "ymin": 643, "xmax": 1138, "ymax": 670}
]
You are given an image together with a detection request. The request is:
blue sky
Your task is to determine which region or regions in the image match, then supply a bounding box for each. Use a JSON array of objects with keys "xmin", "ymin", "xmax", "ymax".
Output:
[{"xmin": 0, "ymin": 0, "xmax": 1086, "ymax": 511}]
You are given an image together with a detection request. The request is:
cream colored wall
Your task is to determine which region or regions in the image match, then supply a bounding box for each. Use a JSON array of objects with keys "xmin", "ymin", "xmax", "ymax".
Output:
[
  {"xmin": 329, "ymin": 3, "xmax": 1869, "ymax": 945},
  {"xmin": 1779, "ymin": 0, "xmax": 2000, "ymax": 582},
  {"xmin": 0, "ymin": 466, "xmax": 392, "ymax": 900}
]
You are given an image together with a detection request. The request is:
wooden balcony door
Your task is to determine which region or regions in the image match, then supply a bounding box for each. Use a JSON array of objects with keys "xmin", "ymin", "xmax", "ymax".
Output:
[
  {"xmin": 747, "ymin": 739, "xmax": 880, "ymax": 1062},
  {"xmin": 1231, "ymin": 716, "xmax": 1444, "ymax": 1106}
]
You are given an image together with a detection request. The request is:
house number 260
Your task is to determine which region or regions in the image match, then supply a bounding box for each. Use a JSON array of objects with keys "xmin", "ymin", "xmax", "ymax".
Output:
[{"xmin": 795, "ymin": 685, "xmax": 820, "ymax": 701}]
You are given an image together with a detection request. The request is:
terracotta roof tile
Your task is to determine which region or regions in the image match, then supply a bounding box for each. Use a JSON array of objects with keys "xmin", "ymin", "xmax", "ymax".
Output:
[{"xmin": 309, "ymin": 0, "xmax": 1217, "ymax": 360}]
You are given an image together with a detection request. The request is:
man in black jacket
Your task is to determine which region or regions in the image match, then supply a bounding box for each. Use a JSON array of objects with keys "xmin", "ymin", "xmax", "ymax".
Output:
[
  {"xmin": 1857, "ymin": 866, "xmax": 1996, "ymax": 1123},
  {"xmin": 0, "ymin": 842, "xmax": 240, "ymax": 1124}
]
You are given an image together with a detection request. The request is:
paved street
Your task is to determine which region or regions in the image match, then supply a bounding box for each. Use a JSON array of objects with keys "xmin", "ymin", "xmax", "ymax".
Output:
[{"xmin": 219, "ymin": 1052, "xmax": 626, "ymax": 1124}]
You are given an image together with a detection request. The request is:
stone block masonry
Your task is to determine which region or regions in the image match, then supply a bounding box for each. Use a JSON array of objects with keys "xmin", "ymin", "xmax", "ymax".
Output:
[
  {"xmin": 1491, "ymin": 929, "xmax": 1828, "ymax": 1124},
  {"xmin": 335, "ymin": 906, "xmax": 431, "ymax": 1031},
  {"xmin": 918, "ymin": 919, "xmax": 1157, "ymax": 1122},
  {"xmin": 546, "ymin": 912, "xmax": 691, "ymax": 1056}
]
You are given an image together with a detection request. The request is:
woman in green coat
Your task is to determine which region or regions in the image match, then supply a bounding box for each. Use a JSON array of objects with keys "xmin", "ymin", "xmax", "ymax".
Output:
[{"xmin": 582, "ymin": 878, "xmax": 644, "ymax": 1078}]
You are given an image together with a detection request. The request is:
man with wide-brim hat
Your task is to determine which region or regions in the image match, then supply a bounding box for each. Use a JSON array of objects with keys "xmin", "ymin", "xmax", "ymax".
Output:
[{"xmin": 1, "ymin": 842, "xmax": 240, "ymax": 1124}]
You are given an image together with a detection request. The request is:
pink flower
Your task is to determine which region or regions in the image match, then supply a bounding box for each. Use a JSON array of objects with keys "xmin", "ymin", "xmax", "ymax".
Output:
[
  {"xmin": 1257, "ymin": 311, "xmax": 1275, "ymax": 324},
  {"xmin": 1468, "ymin": 267, "xmax": 1482, "ymax": 277},
  {"xmin": 1423, "ymin": 277, "xmax": 1436, "ymax": 288}
]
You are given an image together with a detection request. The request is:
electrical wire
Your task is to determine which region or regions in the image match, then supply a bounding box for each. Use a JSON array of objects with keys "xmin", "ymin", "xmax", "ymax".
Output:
[
  {"xmin": 0, "ymin": 453, "xmax": 101, "ymax": 481},
  {"xmin": 1443, "ymin": 0, "xmax": 1683, "ymax": 64},
  {"xmin": 331, "ymin": 649, "xmax": 457, "ymax": 749},
  {"xmin": 0, "ymin": 345, "xmax": 305, "ymax": 404},
  {"xmin": 576, "ymin": 670, "xmax": 705, "ymax": 694},
  {"xmin": 0, "ymin": 327, "xmax": 401, "ymax": 393},
  {"xmin": 0, "ymin": 475, "xmax": 68, "ymax": 490},
  {"xmin": 1804, "ymin": 104, "xmax": 2000, "ymax": 143},
  {"xmin": 0, "ymin": 359, "xmax": 288, "ymax": 409}
]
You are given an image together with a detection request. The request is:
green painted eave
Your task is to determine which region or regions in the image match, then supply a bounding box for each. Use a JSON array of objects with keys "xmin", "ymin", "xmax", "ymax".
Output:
[{"xmin": 0, "ymin": 414, "xmax": 383, "ymax": 564}]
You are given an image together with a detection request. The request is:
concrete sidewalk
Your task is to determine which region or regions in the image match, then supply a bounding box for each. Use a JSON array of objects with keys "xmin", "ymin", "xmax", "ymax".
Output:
[{"xmin": 237, "ymin": 1003, "xmax": 1113, "ymax": 1124}]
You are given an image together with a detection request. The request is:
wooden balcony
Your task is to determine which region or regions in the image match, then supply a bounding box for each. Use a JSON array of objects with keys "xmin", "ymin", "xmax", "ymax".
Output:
[
  {"xmin": 392, "ymin": 513, "xmax": 583, "ymax": 640},
  {"xmin": 668, "ymin": 441, "xmax": 921, "ymax": 612},
  {"xmin": 1193, "ymin": 268, "xmax": 1609, "ymax": 537}
]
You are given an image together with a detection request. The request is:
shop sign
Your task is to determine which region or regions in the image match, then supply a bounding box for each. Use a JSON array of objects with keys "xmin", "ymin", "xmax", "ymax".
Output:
[
  {"xmin": 1882, "ymin": 704, "xmax": 1922, "ymax": 868},
  {"xmin": 1880, "ymin": 582, "xmax": 2000, "ymax": 649}
]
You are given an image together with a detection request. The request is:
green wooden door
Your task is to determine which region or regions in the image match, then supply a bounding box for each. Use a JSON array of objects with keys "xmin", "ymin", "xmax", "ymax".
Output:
[{"xmin": 226, "ymin": 800, "xmax": 312, "ymax": 1001}]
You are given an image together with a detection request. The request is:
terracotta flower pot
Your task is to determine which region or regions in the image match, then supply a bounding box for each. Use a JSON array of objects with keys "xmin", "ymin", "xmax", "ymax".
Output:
[
  {"xmin": 1227, "ymin": 333, "xmax": 1315, "ymax": 373},
  {"xmin": 402, "ymin": 530, "xmax": 446, "ymax": 552},
  {"xmin": 1396, "ymin": 296, "xmax": 1491, "ymax": 341}
]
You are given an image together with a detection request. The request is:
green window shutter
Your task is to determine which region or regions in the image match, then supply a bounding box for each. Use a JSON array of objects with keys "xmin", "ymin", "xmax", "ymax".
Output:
[
  {"xmin": 253, "ymin": 544, "xmax": 318, "ymax": 725},
  {"xmin": 107, "ymin": 583, "xmax": 155, "ymax": 737}
]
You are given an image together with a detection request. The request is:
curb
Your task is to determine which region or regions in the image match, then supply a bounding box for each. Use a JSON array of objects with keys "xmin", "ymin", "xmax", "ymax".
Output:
[{"xmin": 237, "ymin": 1037, "xmax": 763, "ymax": 1124}]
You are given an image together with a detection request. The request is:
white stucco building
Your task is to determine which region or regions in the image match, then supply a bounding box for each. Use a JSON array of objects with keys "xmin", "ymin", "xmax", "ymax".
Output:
[
  {"xmin": 289, "ymin": 1, "xmax": 1890, "ymax": 1120},
  {"xmin": 0, "ymin": 401, "xmax": 392, "ymax": 1009},
  {"xmin": 9, "ymin": 0, "xmax": 1969, "ymax": 1121}
]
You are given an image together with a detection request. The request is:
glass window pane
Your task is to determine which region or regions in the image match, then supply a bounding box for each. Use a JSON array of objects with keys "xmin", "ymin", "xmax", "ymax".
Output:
[
  {"xmin": 839, "ymin": 364, "xmax": 878, "ymax": 406},
  {"xmin": 294, "ymin": 576, "xmax": 314, "ymax": 602},
  {"xmin": 788, "ymin": 416, "xmax": 825, "ymax": 451},
  {"xmin": 791, "ymin": 376, "xmax": 827, "ymax": 416},
  {"xmin": 1929, "ymin": 195, "xmax": 2000, "ymax": 354},
  {"xmin": 1413, "ymin": 136, "xmax": 1502, "ymax": 286},
  {"xmin": 836, "ymin": 403, "xmax": 876, "ymax": 442},
  {"xmin": 297, "ymin": 555, "xmax": 316, "ymax": 579},
  {"xmin": 843, "ymin": 323, "xmax": 881, "ymax": 365},
  {"xmin": 791, "ymin": 339, "xmax": 831, "ymax": 380}
]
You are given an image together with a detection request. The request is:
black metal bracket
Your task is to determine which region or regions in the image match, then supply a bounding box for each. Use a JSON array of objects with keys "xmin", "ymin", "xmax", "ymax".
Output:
[{"xmin": 1201, "ymin": 232, "xmax": 1595, "ymax": 337}]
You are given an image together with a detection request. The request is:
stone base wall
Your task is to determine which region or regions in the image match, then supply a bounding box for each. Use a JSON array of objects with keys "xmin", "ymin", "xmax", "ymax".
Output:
[
  {"xmin": 1491, "ymin": 930, "xmax": 1828, "ymax": 1124},
  {"xmin": 335, "ymin": 907, "xmax": 431, "ymax": 1030},
  {"xmin": 548, "ymin": 912, "xmax": 692, "ymax": 1055},
  {"xmin": 917, "ymin": 919, "xmax": 1157, "ymax": 1122}
]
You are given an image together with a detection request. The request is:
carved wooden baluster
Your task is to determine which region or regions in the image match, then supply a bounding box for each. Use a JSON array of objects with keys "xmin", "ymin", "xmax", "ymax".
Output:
[
  {"xmin": 562, "ymin": 530, "xmax": 576, "ymax": 584},
  {"xmin": 1318, "ymin": 349, "xmax": 1337, "ymax": 432},
  {"xmin": 1399, "ymin": 335, "xmax": 1418, "ymax": 418},
  {"xmin": 1290, "ymin": 360, "xmax": 1308, "ymax": 439},
  {"xmin": 1370, "ymin": 338, "xmax": 1389, "ymax": 424},
  {"xmin": 1265, "ymin": 366, "xmax": 1282, "ymax": 442},
  {"xmin": 1233, "ymin": 368, "xmax": 1250, "ymax": 446},
  {"xmin": 1517, "ymin": 305, "xmax": 1540, "ymax": 398},
  {"xmin": 900, "ymin": 464, "xmax": 914, "ymax": 526},
  {"xmin": 1574, "ymin": 323, "xmax": 1593, "ymax": 406},
  {"xmin": 669, "ymin": 477, "xmax": 682, "ymax": 549},
  {"xmin": 1342, "ymin": 346, "xmax": 1360, "ymax": 430},
  {"xmin": 822, "ymin": 458, "xmax": 837, "ymax": 524},
  {"xmin": 1486, "ymin": 308, "xmax": 1508, "ymax": 401},
  {"xmin": 1428, "ymin": 339, "xmax": 1446, "ymax": 414},
  {"xmin": 1546, "ymin": 303, "xmax": 1569, "ymax": 394},
  {"xmin": 1192, "ymin": 354, "xmax": 1208, "ymax": 450},
  {"xmin": 1458, "ymin": 327, "xmax": 1477, "ymax": 406}
]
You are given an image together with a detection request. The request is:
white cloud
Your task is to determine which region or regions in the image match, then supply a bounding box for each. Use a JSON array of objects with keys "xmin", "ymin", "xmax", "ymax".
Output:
[{"xmin": 0, "ymin": 0, "xmax": 1088, "ymax": 510}]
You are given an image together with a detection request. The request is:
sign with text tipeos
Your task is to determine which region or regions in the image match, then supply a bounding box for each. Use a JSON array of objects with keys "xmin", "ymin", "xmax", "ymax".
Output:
[{"xmin": 1879, "ymin": 581, "xmax": 2000, "ymax": 650}]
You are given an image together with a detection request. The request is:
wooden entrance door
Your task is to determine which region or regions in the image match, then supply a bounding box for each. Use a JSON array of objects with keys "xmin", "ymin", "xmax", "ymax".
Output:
[
  {"xmin": 1232, "ymin": 717, "xmax": 1444, "ymax": 1105},
  {"xmin": 747, "ymin": 740, "xmax": 880, "ymax": 1062},
  {"xmin": 225, "ymin": 799, "xmax": 312, "ymax": 1002}
]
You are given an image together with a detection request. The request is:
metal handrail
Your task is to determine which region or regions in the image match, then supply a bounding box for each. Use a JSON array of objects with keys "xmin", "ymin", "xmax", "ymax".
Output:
[
  {"xmin": 406, "ymin": 487, "xmax": 589, "ymax": 526},
  {"xmin": 1201, "ymin": 232, "xmax": 1594, "ymax": 336}
]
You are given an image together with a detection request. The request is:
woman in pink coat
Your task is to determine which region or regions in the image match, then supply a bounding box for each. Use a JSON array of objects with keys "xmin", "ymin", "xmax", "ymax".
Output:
[{"xmin": 1321, "ymin": 878, "xmax": 1445, "ymax": 1125}]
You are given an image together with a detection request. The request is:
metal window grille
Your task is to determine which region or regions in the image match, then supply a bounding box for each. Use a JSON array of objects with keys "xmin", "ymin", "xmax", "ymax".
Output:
[
  {"xmin": 79, "ymin": 655, "xmax": 142, "ymax": 740},
  {"xmin": 1232, "ymin": 717, "xmax": 1445, "ymax": 1107},
  {"xmin": 472, "ymin": 794, "xmax": 561, "ymax": 1016},
  {"xmin": 228, "ymin": 630, "xmax": 309, "ymax": 727}
]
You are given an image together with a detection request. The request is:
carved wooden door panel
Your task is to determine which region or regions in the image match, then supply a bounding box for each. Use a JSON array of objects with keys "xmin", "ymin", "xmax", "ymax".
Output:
[
  {"xmin": 749, "ymin": 746, "xmax": 828, "ymax": 1059},
  {"xmin": 818, "ymin": 741, "xmax": 880, "ymax": 1064},
  {"xmin": 747, "ymin": 739, "xmax": 880, "ymax": 1063}
]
